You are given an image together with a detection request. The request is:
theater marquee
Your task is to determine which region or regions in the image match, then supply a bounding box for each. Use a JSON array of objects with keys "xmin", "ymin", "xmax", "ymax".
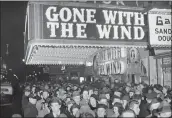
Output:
[
  {"xmin": 43, "ymin": 5, "xmax": 147, "ymax": 41},
  {"xmin": 25, "ymin": 2, "xmax": 148, "ymax": 65}
]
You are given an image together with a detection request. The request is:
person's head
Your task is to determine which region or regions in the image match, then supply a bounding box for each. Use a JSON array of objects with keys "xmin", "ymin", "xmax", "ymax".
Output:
[
  {"xmin": 133, "ymin": 94, "xmax": 142, "ymax": 105},
  {"xmin": 162, "ymin": 86, "xmax": 169, "ymax": 95},
  {"xmin": 24, "ymin": 89, "xmax": 31, "ymax": 96},
  {"xmin": 12, "ymin": 114, "xmax": 22, "ymax": 118},
  {"xmin": 28, "ymin": 94, "xmax": 37, "ymax": 104},
  {"xmin": 112, "ymin": 95, "xmax": 121, "ymax": 105},
  {"xmin": 129, "ymin": 91, "xmax": 134, "ymax": 98},
  {"xmin": 105, "ymin": 93, "xmax": 110, "ymax": 100},
  {"xmin": 31, "ymin": 85, "xmax": 36, "ymax": 93},
  {"xmin": 97, "ymin": 104, "xmax": 107, "ymax": 117},
  {"xmin": 89, "ymin": 94, "xmax": 98, "ymax": 108},
  {"xmin": 72, "ymin": 91, "xmax": 81, "ymax": 104},
  {"xmin": 149, "ymin": 98, "xmax": 161, "ymax": 111},
  {"xmin": 115, "ymin": 79, "xmax": 119, "ymax": 83},
  {"xmin": 164, "ymin": 94, "xmax": 172, "ymax": 104},
  {"xmin": 158, "ymin": 106, "xmax": 172, "ymax": 118},
  {"xmin": 122, "ymin": 95, "xmax": 130, "ymax": 109},
  {"xmin": 120, "ymin": 110, "xmax": 136, "ymax": 118},
  {"xmin": 99, "ymin": 94, "xmax": 108, "ymax": 106},
  {"xmin": 55, "ymin": 89, "xmax": 59, "ymax": 97},
  {"xmin": 66, "ymin": 86, "xmax": 71, "ymax": 91},
  {"xmin": 88, "ymin": 89, "xmax": 94, "ymax": 97},
  {"xmin": 66, "ymin": 100, "xmax": 74, "ymax": 112},
  {"xmin": 82, "ymin": 89, "xmax": 89, "ymax": 100},
  {"xmin": 94, "ymin": 89, "xmax": 98, "ymax": 95},
  {"xmin": 70, "ymin": 104, "xmax": 80, "ymax": 117},
  {"xmin": 146, "ymin": 93, "xmax": 156, "ymax": 103},
  {"xmin": 42, "ymin": 90, "xmax": 49, "ymax": 99},
  {"xmin": 113, "ymin": 102, "xmax": 124, "ymax": 117},
  {"xmin": 125, "ymin": 86, "xmax": 131, "ymax": 93},
  {"xmin": 49, "ymin": 97, "xmax": 61, "ymax": 114},
  {"xmin": 73, "ymin": 85, "xmax": 78, "ymax": 91},
  {"xmin": 128, "ymin": 100, "xmax": 140, "ymax": 115}
]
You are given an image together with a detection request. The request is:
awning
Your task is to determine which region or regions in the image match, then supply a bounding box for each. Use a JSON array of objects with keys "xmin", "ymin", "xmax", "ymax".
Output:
[
  {"xmin": 154, "ymin": 49, "xmax": 171, "ymax": 59},
  {"xmin": 24, "ymin": 39, "xmax": 147, "ymax": 65}
]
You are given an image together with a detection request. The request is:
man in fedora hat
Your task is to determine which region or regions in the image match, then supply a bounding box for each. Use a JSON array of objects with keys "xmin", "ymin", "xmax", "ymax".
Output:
[{"xmin": 24, "ymin": 93, "xmax": 38, "ymax": 117}]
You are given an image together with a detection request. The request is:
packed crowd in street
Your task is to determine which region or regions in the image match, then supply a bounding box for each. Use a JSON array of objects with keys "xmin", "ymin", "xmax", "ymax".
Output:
[{"xmin": 11, "ymin": 77, "xmax": 172, "ymax": 118}]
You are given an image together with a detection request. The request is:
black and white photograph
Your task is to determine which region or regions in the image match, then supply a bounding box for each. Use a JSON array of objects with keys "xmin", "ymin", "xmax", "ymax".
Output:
[{"xmin": 0, "ymin": 0, "xmax": 171, "ymax": 118}]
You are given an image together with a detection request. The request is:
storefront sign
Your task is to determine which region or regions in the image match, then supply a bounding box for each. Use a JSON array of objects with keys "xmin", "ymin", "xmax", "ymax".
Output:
[
  {"xmin": 148, "ymin": 9, "xmax": 171, "ymax": 46},
  {"xmin": 43, "ymin": 5, "xmax": 146, "ymax": 41}
]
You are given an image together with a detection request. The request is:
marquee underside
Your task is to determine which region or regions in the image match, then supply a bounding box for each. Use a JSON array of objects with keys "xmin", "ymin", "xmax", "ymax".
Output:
[{"xmin": 24, "ymin": 39, "xmax": 147, "ymax": 65}]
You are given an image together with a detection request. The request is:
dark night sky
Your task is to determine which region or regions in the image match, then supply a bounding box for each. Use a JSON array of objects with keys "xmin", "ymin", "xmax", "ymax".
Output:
[{"xmin": 1, "ymin": 1, "xmax": 28, "ymax": 77}]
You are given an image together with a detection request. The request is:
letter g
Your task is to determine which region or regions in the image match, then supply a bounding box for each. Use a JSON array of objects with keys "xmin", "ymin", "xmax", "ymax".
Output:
[{"xmin": 45, "ymin": 7, "xmax": 59, "ymax": 21}]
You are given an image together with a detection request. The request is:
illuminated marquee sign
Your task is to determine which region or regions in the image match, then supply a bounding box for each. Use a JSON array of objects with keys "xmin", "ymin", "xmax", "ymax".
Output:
[
  {"xmin": 93, "ymin": 47, "xmax": 127, "ymax": 75},
  {"xmin": 43, "ymin": 5, "xmax": 147, "ymax": 41}
]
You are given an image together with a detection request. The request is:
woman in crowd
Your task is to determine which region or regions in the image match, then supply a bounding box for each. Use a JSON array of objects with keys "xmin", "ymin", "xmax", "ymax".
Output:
[{"xmin": 17, "ymin": 77, "xmax": 172, "ymax": 118}]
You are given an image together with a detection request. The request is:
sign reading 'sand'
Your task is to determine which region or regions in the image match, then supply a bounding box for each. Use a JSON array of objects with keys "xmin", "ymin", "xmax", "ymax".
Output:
[{"xmin": 43, "ymin": 5, "xmax": 146, "ymax": 41}]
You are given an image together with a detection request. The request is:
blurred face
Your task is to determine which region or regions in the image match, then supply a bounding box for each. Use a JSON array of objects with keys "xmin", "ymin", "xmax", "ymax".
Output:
[
  {"xmin": 94, "ymin": 90, "xmax": 98, "ymax": 95},
  {"xmin": 159, "ymin": 112, "xmax": 172, "ymax": 117},
  {"xmin": 67, "ymin": 87, "xmax": 70, "ymax": 91},
  {"xmin": 167, "ymin": 98, "xmax": 171, "ymax": 103},
  {"xmin": 99, "ymin": 99, "xmax": 108, "ymax": 106},
  {"xmin": 129, "ymin": 92, "xmax": 134, "ymax": 97},
  {"xmin": 73, "ymin": 86, "xmax": 77, "ymax": 90},
  {"xmin": 25, "ymin": 91, "xmax": 30, "ymax": 96},
  {"xmin": 89, "ymin": 90, "xmax": 93, "ymax": 97},
  {"xmin": 138, "ymin": 99, "xmax": 141, "ymax": 105},
  {"xmin": 37, "ymin": 91, "xmax": 41, "ymax": 97},
  {"xmin": 150, "ymin": 103, "xmax": 160, "ymax": 111},
  {"xmin": 105, "ymin": 94, "xmax": 110, "ymax": 100},
  {"xmin": 162, "ymin": 88, "xmax": 167, "ymax": 94},
  {"xmin": 42, "ymin": 91, "xmax": 49, "ymax": 99},
  {"xmin": 115, "ymin": 79, "xmax": 119, "ymax": 83},
  {"xmin": 51, "ymin": 103, "xmax": 61, "ymax": 113},
  {"xmin": 90, "ymin": 97, "xmax": 97, "ymax": 107},
  {"xmin": 122, "ymin": 100, "xmax": 128, "ymax": 108},
  {"xmin": 113, "ymin": 98, "xmax": 121, "ymax": 105},
  {"xmin": 114, "ymin": 92, "xmax": 121, "ymax": 97},
  {"xmin": 29, "ymin": 98, "xmax": 37, "ymax": 104},
  {"xmin": 83, "ymin": 91, "xmax": 89, "ymax": 100},
  {"xmin": 32, "ymin": 87, "xmax": 36, "ymax": 93},
  {"xmin": 146, "ymin": 98, "xmax": 152, "ymax": 103},
  {"xmin": 133, "ymin": 104, "xmax": 140, "ymax": 115},
  {"xmin": 113, "ymin": 106, "xmax": 119, "ymax": 115},
  {"xmin": 97, "ymin": 108, "xmax": 106, "ymax": 117},
  {"xmin": 72, "ymin": 108, "xmax": 79, "ymax": 116},
  {"xmin": 56, "ymin": 91, "xmax": 59, "ymax": 97},
  {"xmin": 125, "ymin": 87, "xmax": 131, "ymax": 92},
  {"xmin": 67, "ymin": 103, "xmax": 73, "ymax": 111},
  {"xmin": 73, "ymin": 96, "xmax": 80, "ymax": 104}
]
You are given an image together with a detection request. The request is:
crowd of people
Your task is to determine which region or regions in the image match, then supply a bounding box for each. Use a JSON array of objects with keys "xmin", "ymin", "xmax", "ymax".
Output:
[{"xmin": 13, "ymin": 77, "xmax": 172, "ymax": 118}]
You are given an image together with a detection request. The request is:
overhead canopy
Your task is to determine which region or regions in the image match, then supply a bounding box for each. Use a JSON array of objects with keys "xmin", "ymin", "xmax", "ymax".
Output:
[{"xmin": 24, "ymin": 40, "xmax": 147, "ymax": 65}]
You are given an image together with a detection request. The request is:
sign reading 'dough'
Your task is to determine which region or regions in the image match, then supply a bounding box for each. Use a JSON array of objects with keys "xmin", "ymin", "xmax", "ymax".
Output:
[
  {"xmin": 43, "ymin": 5, "xmax": 147, "ymax": 41},
  {"xmin": 148, "ymin": 9, "xmax": 171, "ymax": 46}
]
